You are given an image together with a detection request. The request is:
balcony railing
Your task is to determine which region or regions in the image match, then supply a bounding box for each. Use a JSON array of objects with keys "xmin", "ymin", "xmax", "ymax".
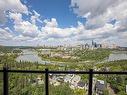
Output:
[{"xmin": 0, "ymin": 67, "xmax": 127, "ymax": 95}]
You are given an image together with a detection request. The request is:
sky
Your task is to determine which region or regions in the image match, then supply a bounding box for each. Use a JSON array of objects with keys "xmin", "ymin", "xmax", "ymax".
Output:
[{"xmin": 0, "ymin": 0, "xmax": 127, "ymax": 46}]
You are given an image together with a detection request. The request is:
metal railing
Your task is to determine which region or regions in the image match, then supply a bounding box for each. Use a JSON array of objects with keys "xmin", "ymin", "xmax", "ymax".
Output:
[{"xmin": 0, "ymin": 67, "xmax": 127, "ymax": 95}]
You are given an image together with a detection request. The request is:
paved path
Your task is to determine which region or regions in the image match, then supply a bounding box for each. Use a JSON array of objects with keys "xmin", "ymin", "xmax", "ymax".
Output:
[{"xmin": 107, "ymin": 83, "xmax": 116, "ymax": 95}]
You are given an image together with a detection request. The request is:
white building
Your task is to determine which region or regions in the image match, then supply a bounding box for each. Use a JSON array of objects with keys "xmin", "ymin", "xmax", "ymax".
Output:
[{"xmin": 64, "ymin": 74, "xmax": 74, "ymax": 83}]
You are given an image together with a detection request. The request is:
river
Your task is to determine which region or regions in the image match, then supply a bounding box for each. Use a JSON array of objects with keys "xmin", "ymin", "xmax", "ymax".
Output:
[
  {"xmin": 16, "ymin": 49, "xmax": 127, "ymax": 64},
  {"xmin": 106, "ymin": 51, "xmax": 127, "ymax": 61},
  {"xmin": 16, "ymin": 49, "xmax": 50, "ymax": 64}
]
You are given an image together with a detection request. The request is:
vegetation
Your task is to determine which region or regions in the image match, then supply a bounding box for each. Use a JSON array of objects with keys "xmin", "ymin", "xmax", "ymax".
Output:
[
  {"xmin": 74, "ymin": 49, "xmax": 111, "ymax": 61},
  {"xmin": 0, "ymin": 46, "xmax": 14, "ymax": 53},
  {"xmin": 0, "ymin": 47, "xmax": 127, "ymax": 95},
  {"xmin": 49, "ymin": 84, "xmax": 75, "ymax": 95},
  {"xmin": 39, "ymin": 54, "xmax": 79, "ymax": 62},
  {"xmin": 96, "ymin": 60, "xmax": 127, "ymax": 95},
  {"xmin": 97, "ymin": 60, "xmax": 127, "ymax": 71}
]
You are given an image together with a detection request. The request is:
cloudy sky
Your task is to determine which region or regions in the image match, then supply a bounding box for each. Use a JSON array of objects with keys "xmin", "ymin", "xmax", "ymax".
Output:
[{"xmin": 0, "ymin": 0, "xmax": 127, "ymax": 46}]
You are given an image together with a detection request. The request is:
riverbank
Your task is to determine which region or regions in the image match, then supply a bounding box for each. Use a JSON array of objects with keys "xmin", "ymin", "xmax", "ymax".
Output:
[
  {"xmin": 38, "ymin": 49, "xmax": 111, "ymax": 63},
  {"xmin": 1, "ymin": 49, "xmax": 127, "ymax": 95},
  {"xmin": 15, "ymin": 48, "xmax": 127, "ymax": 67}
]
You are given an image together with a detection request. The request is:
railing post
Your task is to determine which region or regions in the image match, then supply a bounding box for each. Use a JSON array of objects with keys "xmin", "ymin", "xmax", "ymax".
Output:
[
  {"xmin": 3, "ymin": 67, "xmax": 8, "ymax": 95},
  {"xmin": 45, "ymin": 68, "xmax": 49, "ymax": 95},
  {"xmin": 88, "ymin": 69, "xmax": 93, "ymax": 95}
]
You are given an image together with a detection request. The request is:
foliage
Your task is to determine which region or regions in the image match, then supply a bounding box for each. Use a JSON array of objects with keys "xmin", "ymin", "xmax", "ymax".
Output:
[
  {"xmin": 0, "ymin": 47, "xmax": 127, "ymax": 95},
  {"xmin": 39, "ymin": 54, "xmax": 79, "ymax": 62},
  {"xmin": 74, "ymin": 49, "xmax": 111, "ymax": 61}
]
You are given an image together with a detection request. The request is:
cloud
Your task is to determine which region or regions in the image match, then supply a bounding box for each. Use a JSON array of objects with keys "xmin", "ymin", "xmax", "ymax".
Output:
[
  {"xmin": 13, "ymin": 35, "xmax": 32, "ymax": 41},
  {"xmin": 9, "ymin": 12, "xmax": 39, "ymax": 38},
  {"xmin": 71, "ymin": 0, "xmax": 127, "ymax": 29},
  {"xmin": 41, "ymin": 19, "xmax": 85, "ymax": 39},
  {"xmin": 44, "ymin": 18, "xmax": 58, "ymax": 27},
  {"xmin": 0, "ymin": 28, "xmax": 13, "ymax": 40},
  {"xmin": 114, "ymin": 20, "xmax": 127, "ymax": 33},
  {"xmin": 0, "ymin": 0, "xmax": 28, "ymax": 24},
  {"xmin": 9, "ymin": 12, "xmax": 23, "ymax": 24},
  {"xmin": 31, "ymin": 10, "xmax": 42, "ymax": 24},
  {"xmin": 76, "ymin": 23, "xmax": 115, "ymax": 40},
  {"xmin": 0, "ymin": 0, "xmax": 127, "ymax": 46},
  {"xmin": 7, "ymin": 16, "xmax": 127, "ymax": 46},
  {"xmin": 71, "ymin": 0, "xmax": 118, "ymax": 18}
]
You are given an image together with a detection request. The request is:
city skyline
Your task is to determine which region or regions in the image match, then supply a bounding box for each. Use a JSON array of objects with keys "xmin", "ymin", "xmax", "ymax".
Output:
[{"xmin": 0, "ymin": 0, "xmax": 127, "ymax": 46}]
